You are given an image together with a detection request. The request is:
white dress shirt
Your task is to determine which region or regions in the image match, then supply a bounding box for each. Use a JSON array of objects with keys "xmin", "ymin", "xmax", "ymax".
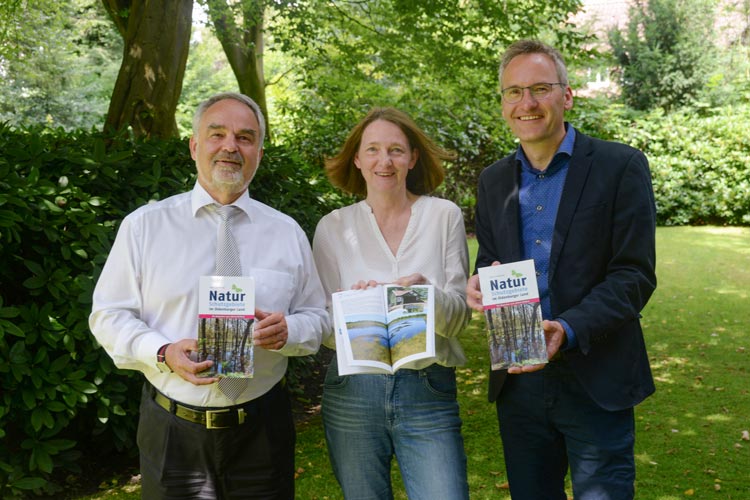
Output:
[
  {"xmin": 89, "ymin": 182, "xmax": 328, "ymax": 407},
  {"xmin": 312, "ymin": 196, "xmax": 471, "ymax": 369}
]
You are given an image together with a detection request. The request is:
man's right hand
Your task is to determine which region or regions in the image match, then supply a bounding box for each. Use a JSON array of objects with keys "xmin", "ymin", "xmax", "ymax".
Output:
[
  {"xmin": 466, "ymin": 260, "xmax": 501, "ymax": 312},
  {"xmin": 164, "ymin": 339, "xmax": 218, "ymax": 385}
]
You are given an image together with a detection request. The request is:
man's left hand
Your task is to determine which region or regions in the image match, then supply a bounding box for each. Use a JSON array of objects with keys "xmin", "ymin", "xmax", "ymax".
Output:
[
  {"xmin": 253, "ymin": 309, "xmax": 288, "ymax": 350},
  {"xmin": 507, "ymin": 320, "xmax": 566, "ymax": 374}
]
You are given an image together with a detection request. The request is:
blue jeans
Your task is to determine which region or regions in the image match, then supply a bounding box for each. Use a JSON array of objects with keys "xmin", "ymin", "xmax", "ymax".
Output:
[
  {"xmin": 322, "ymin": 359, "xmax": 469, "ymax": 500},
  {"xmin": 496, "ymin": 360, "xmax": 636, "ymax": 500}
]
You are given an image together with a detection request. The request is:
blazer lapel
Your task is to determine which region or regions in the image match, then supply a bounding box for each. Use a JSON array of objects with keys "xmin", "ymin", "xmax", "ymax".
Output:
[
  {"xmin": 498, "ymin": 155, "xmax": 523, "ymax": 261},
  {"xmin": 549, "ymin": 133, "xmax": 594, "ymax": 280}
]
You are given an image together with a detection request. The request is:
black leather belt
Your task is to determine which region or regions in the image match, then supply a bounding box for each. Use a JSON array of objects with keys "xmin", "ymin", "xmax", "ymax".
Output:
[
  {"xmin": 153, "ymin": 391, "xmax": 251, "ymax": 429},
  {"xmin": 150, "ymin": 379, "xmax": 284, "ymax": 429}
]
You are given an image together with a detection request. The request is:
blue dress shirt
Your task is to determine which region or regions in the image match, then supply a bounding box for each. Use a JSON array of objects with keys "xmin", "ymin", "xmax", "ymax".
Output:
[{"xmin": 517, "ymin": 124, "xmax": 578, "ymax": 349}]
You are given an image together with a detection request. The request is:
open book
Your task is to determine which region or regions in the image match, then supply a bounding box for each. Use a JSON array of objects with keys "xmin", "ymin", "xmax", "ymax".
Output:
[
  {"xmin": 332, "ymin": 284, "xmax": 435, "ymax": 375},
  {"xmin": 196, "ymin": 276, "xmax": 255, "ymax": 378},
  {"xmin": 478, "ymin": 260, "xmax": 548, "ymax": 370}
]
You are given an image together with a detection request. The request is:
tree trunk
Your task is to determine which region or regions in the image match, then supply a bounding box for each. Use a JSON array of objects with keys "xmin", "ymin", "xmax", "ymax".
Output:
[
  {"xmin": 205, "ymin": 0, "xmax": 269, "ymax": 138},
  {"xmin": 102, "ymin": 0, "xmax": 192, "ymax": 138}
]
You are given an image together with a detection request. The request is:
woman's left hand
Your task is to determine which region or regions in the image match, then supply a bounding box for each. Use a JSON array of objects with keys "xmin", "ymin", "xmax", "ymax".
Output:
[
  {"xmin": 393, "ymin": 273, "xmax": 429, "ymax": 287},
  {"xmin": 351, "ymin": 279, "xmax": 381, "ymax": 290}
]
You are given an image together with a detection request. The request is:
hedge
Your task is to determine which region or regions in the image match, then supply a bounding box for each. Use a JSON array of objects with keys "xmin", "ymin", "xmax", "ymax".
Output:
[{"xmin": 573, "ymin": 100, "xmax": 750, "ymax": 226}]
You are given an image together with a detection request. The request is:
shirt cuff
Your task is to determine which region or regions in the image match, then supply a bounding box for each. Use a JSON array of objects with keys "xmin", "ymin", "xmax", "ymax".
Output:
[{"xmin": 558, "ymin": 318, "xmax": 578, "ymax": 351}]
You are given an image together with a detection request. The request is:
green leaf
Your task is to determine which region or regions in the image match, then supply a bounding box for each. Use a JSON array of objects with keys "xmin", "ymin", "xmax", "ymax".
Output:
[
  {"xmin": 30, "ymin": 447, "xmax": 53, "ymax": 474},
  {"xmin": 46, "ymin": 401, "xmax": 66, "ymax": 412},
  {"xmin": 24, "ymin": 260, "xmax": 44, "ymax": 275},
  {"xmin": 41, "ymin": 199, "xmax": 64, "ymax": 213},
  {"xmin": 31, "ymin": 407, "xmax": 48, "ymax": 431},
  {"xmin": 23, "ymin": 275, "xmax": 48, "ymax": 289},
  {"xmin": 97, "ymin": 405, "xmax": 109, "ymax": 424},
  {"xmin": 11, "ymin": 477, "xmax": 47, "ymax": 490},
  {"xmin": 47, "ymin": 439, "xmax": 76, "ymax": 451},
  {"xmin": 49, "ymin": 355, "xmax": 70, "ymax": 372},
  {"xmin": 66, "ymin": 369, "xmax": 87, "ymax": 380},
  {"xmin": 0, "ymin": 306, "xmax": 19, "ymax": 318},
  {"xmin": 62, "ymin": 391, "xmax": 78, "ymax": 407},
  {"xmin": 0, "ymin": 319, "xmax": 25, "ymax": 337}
]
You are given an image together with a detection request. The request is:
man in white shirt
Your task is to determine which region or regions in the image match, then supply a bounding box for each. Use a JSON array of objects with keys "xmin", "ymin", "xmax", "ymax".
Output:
[{"xmin": 89, "ymin": 92, "xmax": 328, "ymax": 499}]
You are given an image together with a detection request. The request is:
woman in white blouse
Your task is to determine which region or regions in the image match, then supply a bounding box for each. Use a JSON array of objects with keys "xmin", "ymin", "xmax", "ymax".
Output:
[{"xmin": 312, "ymin": 107, "xmax": 471, "ymax": 500}]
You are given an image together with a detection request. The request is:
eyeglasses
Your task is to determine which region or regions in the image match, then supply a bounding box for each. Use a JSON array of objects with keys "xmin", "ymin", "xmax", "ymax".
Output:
[{"xmin": 500, "ymin": 82, "xmax": 566, "ymax": 104}]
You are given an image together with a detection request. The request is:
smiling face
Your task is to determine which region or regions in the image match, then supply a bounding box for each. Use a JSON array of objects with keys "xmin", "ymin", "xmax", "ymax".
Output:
[
  {"xmin": 355, "ymin": 119, "xmax": 418, "ymax": 196},
  {"xmin": 501, "ymin": 52, "xmax": 573, "ymax": 156},
  {"xmin": 189, "ymin": 98, "xmax": 264, "ymax": 204}
]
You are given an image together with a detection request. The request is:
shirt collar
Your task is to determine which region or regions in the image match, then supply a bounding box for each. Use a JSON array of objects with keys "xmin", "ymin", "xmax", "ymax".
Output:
[
  {"xmin": 190, "ymin": 181, "xmax": 253, "ymax": 221},
  {"xmin": 517, "ymin": 123, "xmax": 576, "ymax": 175}
]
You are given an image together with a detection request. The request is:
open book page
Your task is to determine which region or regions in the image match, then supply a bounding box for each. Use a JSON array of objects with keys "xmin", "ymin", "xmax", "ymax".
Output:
[
  {"xmin": 331, "ymin": 284, "xmax": 436, "ymax": 375},
  {"xmin": 196, "ymin": 276, "xmax": 255, "ymax": 378},
  {"xmin": 478, "ymin": 260, "xmax": 547, "ymax": 370},
  {"xmin": 384, "ymin": 285, "xmax": 435, "ymax": 371},
  {"xmin": 332, "ymin": 286, "xmax": 390, "ymax": 374}
]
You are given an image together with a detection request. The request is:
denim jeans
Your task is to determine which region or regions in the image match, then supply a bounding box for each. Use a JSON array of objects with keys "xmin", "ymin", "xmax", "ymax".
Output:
[
  {"xmin": 496, "ymin": 360, "xmax": 636, "ymax": 500},
  {"xmin": 322, "ymin": 358, "xmax": 469, "ymax": 500}
]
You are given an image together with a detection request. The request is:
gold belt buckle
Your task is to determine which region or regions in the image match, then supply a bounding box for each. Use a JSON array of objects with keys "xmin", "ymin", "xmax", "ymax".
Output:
[
  {"xmin": 205, "ymin": 408, "xmax": 246, "ymax": 429},
  {"xmin": 205, "ymin": 408, "xmax": 230, "ymax": 429}
]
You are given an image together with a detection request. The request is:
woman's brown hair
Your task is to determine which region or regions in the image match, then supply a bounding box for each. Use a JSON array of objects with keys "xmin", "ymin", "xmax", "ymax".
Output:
[{"xmin": 325, "ymin": 107, "xmax": 456, "ymax": 196}]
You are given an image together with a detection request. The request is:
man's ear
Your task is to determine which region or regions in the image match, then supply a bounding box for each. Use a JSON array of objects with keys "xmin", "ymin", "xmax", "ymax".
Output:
[
  {"xmin": 563, "ymin": 86, "xmax": 574, "ymax": 111},
  {"xmin": 189, "ymin": 136, "xmax": 198, "ymax": 161}
]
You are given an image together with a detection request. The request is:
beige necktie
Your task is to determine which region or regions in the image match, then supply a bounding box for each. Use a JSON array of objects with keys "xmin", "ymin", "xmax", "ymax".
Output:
[{"xmin": 214, "ymin": 205, "xmax": 250, "ymax": 402}]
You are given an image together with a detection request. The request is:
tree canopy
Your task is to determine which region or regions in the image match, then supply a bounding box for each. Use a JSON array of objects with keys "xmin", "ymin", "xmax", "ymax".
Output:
[{"xmin": 609, "ymin": 0, "xmax": 717, "ymax": 111}]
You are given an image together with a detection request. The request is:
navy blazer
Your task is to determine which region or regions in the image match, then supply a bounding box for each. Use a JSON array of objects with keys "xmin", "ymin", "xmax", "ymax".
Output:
[{"xmin": 475, "ymin": 131, "xmax": 657, "ymax": 411}]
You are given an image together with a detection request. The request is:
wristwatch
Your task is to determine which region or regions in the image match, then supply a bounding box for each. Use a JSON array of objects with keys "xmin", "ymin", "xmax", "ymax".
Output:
[{"xmin": 156, "ymin": 343, "xmax": 172, "ymax": 373}]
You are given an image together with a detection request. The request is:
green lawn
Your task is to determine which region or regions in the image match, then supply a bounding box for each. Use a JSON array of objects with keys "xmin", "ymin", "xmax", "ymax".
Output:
[{"xmin": 82, "ymin": 226, "xmax": 750, "ymax": 500}]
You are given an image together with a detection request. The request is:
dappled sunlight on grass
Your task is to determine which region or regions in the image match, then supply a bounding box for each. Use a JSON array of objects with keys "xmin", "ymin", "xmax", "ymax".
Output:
[
  {"xmin": 649, "ymin": 355, "xmax": 691, "ymax": 385},
  {"xmin": 634, "ymin": 227, "xmax": 749, "ymax": 499},
  {"xmin": 704, "ymin": 413, "xmax": 732, "ymax": 423},
  {"xmin": 635, "ymin": 452, "xmax": 658, "ymax": 465}
]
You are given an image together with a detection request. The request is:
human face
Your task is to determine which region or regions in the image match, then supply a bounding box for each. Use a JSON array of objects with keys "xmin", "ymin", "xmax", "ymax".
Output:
[
  {"xmin": 354, "ymin": 119, "xmax": 418, "ymax": 196},
  {"xmin": 501, "ymin": 53, "xmax": 573, "ymax": 153},
  {"xmin": 190, "ymin": 98, "xmax": 264, "ymax": 204}
]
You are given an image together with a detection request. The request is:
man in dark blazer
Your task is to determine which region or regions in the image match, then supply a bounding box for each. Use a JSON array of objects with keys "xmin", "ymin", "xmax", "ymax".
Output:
[{"xmin": 466, "ymin": 40, "xmax": 657, "ymax": 499}]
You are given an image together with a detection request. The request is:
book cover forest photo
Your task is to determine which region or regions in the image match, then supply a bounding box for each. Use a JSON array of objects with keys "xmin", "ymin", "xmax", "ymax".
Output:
[
  {"xmin": 485, "ymin": 302, "xmax": 546, "ymax": 370},
  {"xmin": 197, "ymin": 316, "xmax": 254, "ymax": 377}
]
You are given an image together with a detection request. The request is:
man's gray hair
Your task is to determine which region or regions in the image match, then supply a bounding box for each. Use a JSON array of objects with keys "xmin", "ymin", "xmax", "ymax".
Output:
[
  {"xmin": 192, "ymin": 92, "xmax": 266, "ymax": 148},
  {"xmin": 498, "ymin": 40, "xmax": 569, "ymax": 87}
]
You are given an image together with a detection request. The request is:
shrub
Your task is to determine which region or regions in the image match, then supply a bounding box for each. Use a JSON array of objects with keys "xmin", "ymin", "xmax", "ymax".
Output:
[
  {"xmin": 571, "ymin": 99, "xmax": 750, "ymax": 226},
  {"xmin": 0, "ymin": 124, "xmax": 341, "ymax": 498},
  {"xmin": 612, "ymin": 106, "xmax": 750, "ymax": 226}
]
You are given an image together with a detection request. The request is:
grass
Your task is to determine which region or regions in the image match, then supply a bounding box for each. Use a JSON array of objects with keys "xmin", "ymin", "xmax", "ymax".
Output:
[{"xmin": 79, "ymin": 226, "xmax": 750, "ymax": 500}]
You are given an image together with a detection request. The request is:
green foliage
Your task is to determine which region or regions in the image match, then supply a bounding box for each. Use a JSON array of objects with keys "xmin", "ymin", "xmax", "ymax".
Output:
[
  {"xmin": 608, "ymin": 0, "xmax": 717, "ymax": 111},
  {"xmin": 176, "ymin": 25, "xmax": 239, "ymax": 139},
  {"xmin": 265, "ymin": 0, "xmax": 590, "ymax": 231},
  {"xmin": 0, "ymin": 0, "xmax": 121, "ymax": 130},
  {"xmin": 606, "ymin": 105, "xmax": 750, "ymax": 226},
  {"xmin": 569, "ymin": 95, "xmax": 750, "ymax": 226},
  {"xmin": 0, "ymin": 124, "xmax": 340, "ymax": 497}
]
